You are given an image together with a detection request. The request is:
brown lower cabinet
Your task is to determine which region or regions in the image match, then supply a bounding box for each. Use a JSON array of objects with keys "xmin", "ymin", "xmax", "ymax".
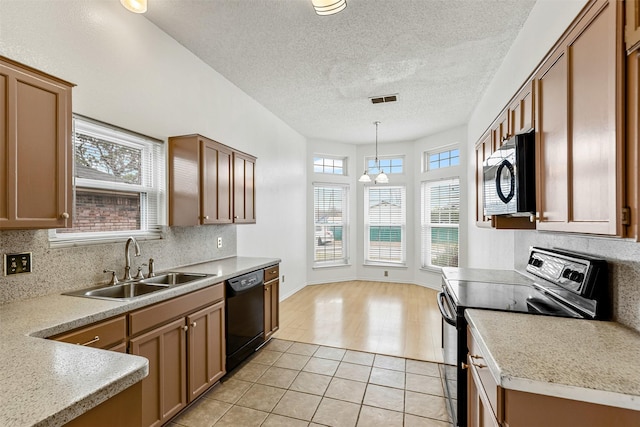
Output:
[
  {"xmin": 264, "ymin": 264, "xmax": 280, "ymax": 340},
  {"xmin": 47, "ymin": 281, "xmax": 238, "ymax": 426},
  {"xmin": 467, "ymin": 328, "xmax": 640, "ymax": 427},
  {"xmin": 130, "ymin": 317, "xmax": 188, "ymax": 427},
  {"xmin": 128, "ymin": 283, "xmax": 226, "ymax": 427},
  {"xmin": 187, "ymin": 300, "xmax": 226, "ymax": 402}
]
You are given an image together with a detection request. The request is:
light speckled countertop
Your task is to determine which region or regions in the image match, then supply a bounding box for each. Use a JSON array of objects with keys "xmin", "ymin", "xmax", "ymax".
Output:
[
  {"xmin": 465, "ymin": 309, "xmax": 640, "ymax": 410},
  {"xmin": 0, "ymin": 256, "xmax": 279, "ymax": 427}
]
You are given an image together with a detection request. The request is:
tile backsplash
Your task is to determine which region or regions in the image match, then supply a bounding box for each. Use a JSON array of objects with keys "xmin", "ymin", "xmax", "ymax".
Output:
[
  {"xmin": 515, "ymin": 231, "xmax": 640, "ymax": 333},
  {"xmin": 0, "ymin": 225, "xmax": 236, "ymax": 305}
]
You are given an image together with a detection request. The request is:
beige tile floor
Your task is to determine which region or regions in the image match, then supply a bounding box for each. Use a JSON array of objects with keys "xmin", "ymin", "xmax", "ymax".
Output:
[{"xmin": 170, "ymin": 339, "xmax": 452, "ymax": 427}]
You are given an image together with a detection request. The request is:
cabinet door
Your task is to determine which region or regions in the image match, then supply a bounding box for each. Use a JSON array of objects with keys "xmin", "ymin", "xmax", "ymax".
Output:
[
  {"xmin": 233, "ymin": 151, "xmax": 256, "ymax": 223},
  {"xmin": 627, "ymin": 0, "xmax": 640, "ymax": 52},
  {"xmin": 627, "ymin": 51, "xmax": 640, "ymax": 240},
  {"xmin": 270, "ymin": 279, "xmax": 279, "ymax": 336},
  {"xmin": 468, "ymin": 364, "xmax": 500, "ymax": 427},
  {"xmin": 187, "ymin": 300, "xmax": 226, "ymax": 402},
  {"xmin": 130, "ymin": 318, "xmax": 187, "ymax": 427},
  {"xmin": 491, "ymin": 112, "xmax": 509, "ymax": 149},
  {"xmin": 536, "ymin": 52, "xmax": 569, "ymax": 228},
  {"xmin": 169, "ymin": 135, "xmax": 200, "ymax": 226},
  {"xmin": 202, "ymin": 139, "xmax": 233, "ymax": 224},
  {"xmin": 509, "ymin": 80, "xmax": 534, "ymax": 135},
  {"xmin": 475, "ymin": 133, "xmax": 493, "ymax": 228},
  {"xmin": 536, "ymin": 0, "xmax": 622, "ymax": 235},
  {"xmin": 0, "ymin": 58, "xmax": 72, "ymax": 229}
]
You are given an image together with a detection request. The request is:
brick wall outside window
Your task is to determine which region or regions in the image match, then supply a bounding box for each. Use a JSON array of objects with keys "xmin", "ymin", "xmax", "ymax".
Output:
[{"xmin": 58, "ymin": 190, "xmax": 140, "ymax": 233}]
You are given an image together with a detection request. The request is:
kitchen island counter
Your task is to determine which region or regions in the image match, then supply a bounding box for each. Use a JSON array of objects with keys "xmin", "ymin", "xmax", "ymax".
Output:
[{"xmin": 0, "ymin": 256, "xmax": 279, "ymax": 427}]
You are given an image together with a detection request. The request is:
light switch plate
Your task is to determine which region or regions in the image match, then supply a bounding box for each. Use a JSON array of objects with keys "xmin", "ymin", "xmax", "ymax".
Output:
[
  {"xmin": 4, "ymin": 252, "xmax": 32, "ymax": 276},
  {"xmin": 217, "ymin": 237, "xmax": 222, "ymax": 248}
]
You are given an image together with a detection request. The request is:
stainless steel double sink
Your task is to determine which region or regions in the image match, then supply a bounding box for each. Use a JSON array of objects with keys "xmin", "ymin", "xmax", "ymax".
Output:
[{"xmin": 63, "ymin": 272, "xmax": 214, "ymax": 301}]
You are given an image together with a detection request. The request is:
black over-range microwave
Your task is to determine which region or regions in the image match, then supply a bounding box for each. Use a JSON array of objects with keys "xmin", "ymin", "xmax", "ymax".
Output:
[{"xmin": 483, "ymin": 130, "xmax": 536, "ymax": 216}]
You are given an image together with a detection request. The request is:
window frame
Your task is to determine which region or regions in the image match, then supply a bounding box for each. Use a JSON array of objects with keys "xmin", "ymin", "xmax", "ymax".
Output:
[
  {"xmin": 313, "ymin": 183, "xmax": 350, "ymax": 267},
  {"xmin": 424, "ymin": 146, "xmax": 460, "ymax": 172},
  {"xmin": 364, "ymin": 185, "xmax": 407, "ymax": 267},
  {"xmin": 313, "ymin": 155, "xmax": 348, "ymax": 176},
  {"xmin": 421, "ymin": 178, "xmax": 460, "ymax": 271},
  {"xmin": 49, "ymin": 115, "xmax": 165, "ymax": 248},
  {"xmin": 364, "ymin": 155, "xmax": 405, "ymax": 176}
]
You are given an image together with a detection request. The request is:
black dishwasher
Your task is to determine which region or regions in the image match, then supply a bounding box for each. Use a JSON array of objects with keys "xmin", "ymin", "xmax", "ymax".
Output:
[{"xmin": 225, "ymin": 269, "xmax": 264, "ymax": 372}]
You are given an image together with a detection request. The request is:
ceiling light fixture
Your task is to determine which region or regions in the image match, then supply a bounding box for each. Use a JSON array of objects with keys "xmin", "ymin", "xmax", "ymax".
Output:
[
  {"xmin": 120, "ymin": 0, "xmax": 147, "ymax": 14},
  {"xmin": 359, "ymin": 121, "xmax": 389, "ymax": 184},
  {"xmin": 312, "ymin": 0, "xmax": 347, "ymax": 16}
]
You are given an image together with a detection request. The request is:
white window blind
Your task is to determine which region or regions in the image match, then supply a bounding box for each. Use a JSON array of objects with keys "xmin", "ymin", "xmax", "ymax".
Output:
[
  {"xmin": 364, "ymin": 186, "xmax": 406, "ymax": 265},
  {"xmin": 50, "ymin": 115, "xmax": 165, "ymax": 247},
  {"xmin": 313, "ymin": 184, "xmax": 349, "ymax": 266},
  {"xmin": 421, "ymin": 178, "xmax": 460, "ymax": 268}
]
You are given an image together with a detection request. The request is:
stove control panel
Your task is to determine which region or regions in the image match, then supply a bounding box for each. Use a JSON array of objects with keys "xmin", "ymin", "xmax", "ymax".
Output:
[{"xmin": 526, "ymin": 248, "xmax": 592, "ymax": 294}]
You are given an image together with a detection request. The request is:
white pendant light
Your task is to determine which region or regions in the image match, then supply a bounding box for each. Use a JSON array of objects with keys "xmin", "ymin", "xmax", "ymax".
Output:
[
  {"xmin": 360, "ymin": 121, "xmax": 388, "ymax": 184},
  {"xmin": 312, "ymin": 0, "xmax": 347, "ymax": 16},
  {"xmin": 358, "ymin": 170, "xmax": 371, "ymax": 183},
  {"xmin": 121, "ymin": 0, "xmax": 147, "ymax": 14},
  {"xmin": 375, "ymin": 170, "xmax": 389, "ymax": 184}
]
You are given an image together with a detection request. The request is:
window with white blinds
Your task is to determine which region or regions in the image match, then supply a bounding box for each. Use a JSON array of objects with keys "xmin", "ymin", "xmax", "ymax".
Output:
[
  {"xmin": 50, "ymin": 115, "xmax": 165, "ymax": 247},
  {"xmin": 313, "ymin": 184, "xmax": 349, "ymax": 266},
  {"xmin": 421, "ymin": 178, "xmax": 460, "ymax": 269},
  {"xmin": 364, "ymin": 186, "xmax": 406, "ymax": 265}
]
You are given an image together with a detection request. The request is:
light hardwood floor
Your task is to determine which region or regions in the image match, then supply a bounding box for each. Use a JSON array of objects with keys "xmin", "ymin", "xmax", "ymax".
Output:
[{"xmin": 275, "ymin": 281, "xmax": 444, "ymax": 363}]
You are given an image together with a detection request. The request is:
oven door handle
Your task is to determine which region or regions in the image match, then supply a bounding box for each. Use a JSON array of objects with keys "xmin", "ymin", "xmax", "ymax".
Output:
[{"xmin": 437, "ymin": 291, "xmax": 457, "ymax": 327}]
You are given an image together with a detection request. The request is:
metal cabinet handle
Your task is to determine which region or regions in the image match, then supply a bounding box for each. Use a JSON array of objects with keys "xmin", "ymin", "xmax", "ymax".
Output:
[
  {"xmin": 204, "ymin": 215, "xmax": 209, "ymax": 220},
  {"xmin": 61, "ymin": 212, "xmax": 70, "ymax": 219},
  {"xmin": 182, "ymin": 325, "xmax": 188, "ymax": 331},
  {"xmin": 191, "ymin": 322, "xmax": 197, "ymax": 328},
  {"xmin": 462, "ymin": 361, "xmax": 487, "ymax": 369},
  {"xmin": 470, "ymin": 354, "xmax": 484, "ymax": 360},
  {"xmin": 77, "ymin": 336, "xmax": 100, "ymax": 346}
]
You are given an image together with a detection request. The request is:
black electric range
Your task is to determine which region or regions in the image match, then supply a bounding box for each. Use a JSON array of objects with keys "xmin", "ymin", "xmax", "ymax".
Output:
[{"xmin": 438, "ymin": 247, "xmax": 609, "ymax": 427}]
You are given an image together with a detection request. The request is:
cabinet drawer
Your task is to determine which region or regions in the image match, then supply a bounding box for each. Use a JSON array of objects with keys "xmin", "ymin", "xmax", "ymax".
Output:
[
  {"xmin": 52, "ymin": 315, "xmax": 126, "ymax": 349},
  {"xmin": 468, "ymin": 329, "xmax": 501, "ymax": 420},
  {"xmin": 129, "ymin": 283, "xmax": 223, "ymax": 336},
  {"xmin": 264, "ymin": 264, "xmax": 279, "ymax": 282}
]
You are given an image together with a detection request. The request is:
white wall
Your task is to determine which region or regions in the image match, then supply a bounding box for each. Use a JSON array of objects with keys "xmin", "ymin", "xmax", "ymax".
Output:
[
  {"xmin": 0, "ymin": 0, "xmax": 307, "ymax": 300},
  {"xmin": 466, "ymin": 0, "xmax": 588, "ymax": 269}
]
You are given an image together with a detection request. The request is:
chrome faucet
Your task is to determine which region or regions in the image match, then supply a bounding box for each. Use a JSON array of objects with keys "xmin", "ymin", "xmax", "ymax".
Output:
[{"xmin": 123, "ymin": 237, "xmax": 141, "ymax": 281}]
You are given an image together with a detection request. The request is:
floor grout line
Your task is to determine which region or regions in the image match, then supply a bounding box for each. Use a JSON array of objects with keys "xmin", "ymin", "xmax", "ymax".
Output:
[{"xmin": 171, "ymin": 338, "xmax": 452, "ymax": 427}]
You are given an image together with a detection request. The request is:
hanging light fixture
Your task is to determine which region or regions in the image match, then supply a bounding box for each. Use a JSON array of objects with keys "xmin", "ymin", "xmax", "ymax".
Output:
[
  {"xmin": 120, "ymin": 0, "xmax": 147, "ymax": 14},
  {"xmin": 311, "ymin": 0, "xmax": 347, "ymax": 16},
  {"xmin": 359, "ymin": 121, "xmax": 389, "ymax": 184}
]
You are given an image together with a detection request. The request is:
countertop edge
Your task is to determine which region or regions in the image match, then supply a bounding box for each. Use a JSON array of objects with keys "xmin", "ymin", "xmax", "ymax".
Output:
[{"xmin": 465, "ymin": 309, "xmax": 640, "ymax": 411}]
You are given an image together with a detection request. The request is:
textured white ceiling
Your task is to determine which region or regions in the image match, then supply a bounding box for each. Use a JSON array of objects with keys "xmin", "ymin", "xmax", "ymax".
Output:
[{"xmin": 145, "ymin": 0, "xmax": 535, "ymax": 144}]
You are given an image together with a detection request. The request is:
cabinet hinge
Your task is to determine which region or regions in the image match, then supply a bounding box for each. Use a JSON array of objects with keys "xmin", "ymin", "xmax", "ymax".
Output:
[{"xmin": 621, "ymin": 207, "xmax": 631, "ymax": 226}]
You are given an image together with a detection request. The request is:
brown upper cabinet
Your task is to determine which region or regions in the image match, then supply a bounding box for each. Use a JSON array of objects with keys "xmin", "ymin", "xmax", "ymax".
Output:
[
  {"xmin": 232, "ymin": 151, "xmax": 256, "ymax": 224},
  {"xmin": 169, "ymin": 134, "xmax": 255, "ymax": 226},
  {"xmin": 0, "ymin": 56, "xmax": 74, "ymax": 230},
  {"xmin": 508, "ymin": 80, "xmax": 535, "ymax": 137},
  {"xmin": 627, "ymin": 50, "xmax": 640, "ymax": 241},
  {"xmin": 626, "ymin": 0, "xmax": 640, "ymax": 52},
  {"xmin": 534, "ymin": 0, "xmax": 624, "ymax": 235},
  {"xmin": 475, "ymin": 132, "xmax": 493, "ymax": 228},
  {"xmin": 474, "ymin": 81, "xmax": 536, "ymax": 230}
]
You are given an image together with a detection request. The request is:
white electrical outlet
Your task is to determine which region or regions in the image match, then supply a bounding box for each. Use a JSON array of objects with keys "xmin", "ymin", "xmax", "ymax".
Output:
[{"xmin": 217, "ymin": 237, "xmax": 222, "ymax": 248}]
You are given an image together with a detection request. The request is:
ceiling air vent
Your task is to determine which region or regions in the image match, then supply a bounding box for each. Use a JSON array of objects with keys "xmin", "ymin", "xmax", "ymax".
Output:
[{"xmin": 370, "ymin": 94, "xmax": 398, "ymax": 104}]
